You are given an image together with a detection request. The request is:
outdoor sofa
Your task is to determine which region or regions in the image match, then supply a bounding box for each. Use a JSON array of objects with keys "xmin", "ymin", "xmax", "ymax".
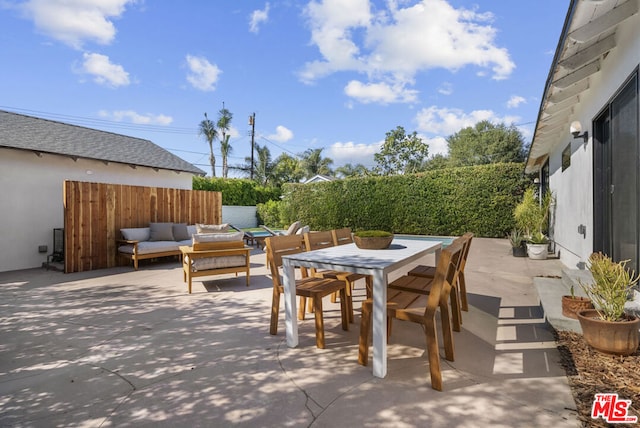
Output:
[{"xmin": 117, "ymin": 222, "xmax": 230, "ymax": 270}]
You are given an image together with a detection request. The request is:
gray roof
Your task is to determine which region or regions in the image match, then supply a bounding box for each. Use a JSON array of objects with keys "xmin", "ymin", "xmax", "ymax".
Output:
[{"xmin": 0, "ymin": 110, "xmax": 205, "ymax": 176}]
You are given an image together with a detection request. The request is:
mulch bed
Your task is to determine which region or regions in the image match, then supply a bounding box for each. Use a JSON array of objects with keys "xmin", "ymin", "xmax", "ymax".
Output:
[{"xmin": 556, "ymin": 330, "xmax": 640, "ymax": 427}]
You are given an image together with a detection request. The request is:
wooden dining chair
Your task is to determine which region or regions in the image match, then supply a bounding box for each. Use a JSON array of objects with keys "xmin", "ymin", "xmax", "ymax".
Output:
[
  {"xmin": 357, "ymin": 239, "xmax": 465, "ymax": 391},
  {"xmin": 265, "ymin": 234, "xmax": 350, "ymax": 349},
  {"xmin": 303, "ymin": 230, "xmax": 361, "ymax": 322},
  {"xmin": 331, "ymin": 227, "xmax": 355, "ymax": 246},
  {"xmin": 390, "ymin": 233, "xmax": 471, "ymax": 332},
  {"xmin": 331, "ymin": 228, "xmax": 374, "ymax": 298},
  {"xmin": 407, "ymin": 233, "xmax": 473, "ymax": 315}
]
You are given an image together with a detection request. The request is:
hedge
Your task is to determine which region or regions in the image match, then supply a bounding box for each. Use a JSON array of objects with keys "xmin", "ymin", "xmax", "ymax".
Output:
[
  {"xmin": 193, "ymin": 177, "xmax": 281, "ymax": 206},
  {"xmin": 280, "ymin": 163, "xmax": 527, "ymax": 238}
]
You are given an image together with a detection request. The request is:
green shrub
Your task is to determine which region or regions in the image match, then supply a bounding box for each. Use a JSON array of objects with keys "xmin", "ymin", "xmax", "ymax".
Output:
[
  {"xmin": 257, "ymin": 200, "xmax": 285, "ymax": 228},
  {"xmin": 193, "ymin": 177, "xmax": 281, "ymax": 206},
  {"xmin": 281, "ymin": 163, "xmax": 527, "ymax": 238}
]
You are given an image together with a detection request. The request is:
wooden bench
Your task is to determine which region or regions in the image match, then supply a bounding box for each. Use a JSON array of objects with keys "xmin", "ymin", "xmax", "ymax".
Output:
[{"xmin": 180, "ymin": 240, "xmax": 251, "ymax": 294}]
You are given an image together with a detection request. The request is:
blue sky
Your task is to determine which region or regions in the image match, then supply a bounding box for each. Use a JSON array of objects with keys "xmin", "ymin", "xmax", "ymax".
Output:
[{"xmin": 0, "ymin": 0, "xmax": 569, "ymax": 177}]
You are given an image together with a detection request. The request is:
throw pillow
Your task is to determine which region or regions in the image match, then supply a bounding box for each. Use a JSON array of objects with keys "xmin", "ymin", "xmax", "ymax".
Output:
[
  {"xmin": 286, "ymin": 221, "xmax": 302, "ymax": 235},
  {"xmin": 120, "ymin": 227, "xmax": 150, "ymax": 242},
  {"xmin": 149, "ymin": 222, "xmax": 175, "ymax": 241},
  {"xmin": 196, "ymin": 223, "xmax": 230, "ymax": 234},
  {"xmin": 172, "ymin": 223, "xmax": 190, "ymax": 241},
  {"xmin": 192, "ymin": 231, "xmax": 244, "ymax": 243}
]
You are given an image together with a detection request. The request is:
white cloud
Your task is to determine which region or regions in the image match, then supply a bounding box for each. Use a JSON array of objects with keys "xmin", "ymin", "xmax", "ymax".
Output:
[
  {"xmin": 99, "ymin": 110, "xmax": 173, "ymax": 125},
  {"xmin": 423, "ymin": 135, "xmax": 448, "ymax": 156},
  {"xmin": 327, "ymin": 140, "xmax": 381, "ymax": 167},
  {"xmin": 20, "ymin": 0, "xmax": 135, "ymax": 49},
  {"xmin": 267, "ymin": 125, "xmax": 294, "ymax": 142},
  {"xmin": 344, "ymin": 80, "xmax": 418, "ymax": 104},
  {"xmin": 249, "ymin": 3, "xmax": 270, "ymax": 34},
  {"xmin": 81, "ymin": 52, "xmax": 130, "ymax": 87},
  {"xmin": 185, "ymin": 55, "xmax": 221, "ymax": 91},
  {"xmin": 438, "ymin": 82, "xmax": 453, "ymax": 95},
  {"xmin": 299, "ymin": 0, "xmax": 372, "ymax": 83},
  {"xmin": 507, "ymin": 95, "xmax": 526, "ymax": 109},
  {"xmin": 300, "ymin": 0, "xmax": 514, "ymax": 103},
  {"xmin": 415, "ymin": 105, "xmax": 520, "ymax": 136}
]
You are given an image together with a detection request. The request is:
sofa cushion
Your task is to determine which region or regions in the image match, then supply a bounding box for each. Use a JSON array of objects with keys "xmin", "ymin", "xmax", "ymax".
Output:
[
  {"xmin": 118, "ymin": 241, "xmax": 180, "ymax": 255},
  {"xmin": 121, "ymin": 227, "xmax": 150, "ymax": 242},
  {"xmin": 286, "ymin": 221, "xmax": 302, "ymax": 235},
  {"xmin": 150, "ymin": 222, "xmax": 175, "ymax": 241},
  {"xmin": 190, "ymin": 255, "xmax": 247, "ymax": 271},
  {"xmin": 187, "ymin": 225, "xmax": 197, "ymax": 236},
  {"xmin": 196, "ymin": 223, "xmax": 229, "ymax": 234},
  {"xmin": 192, "ymin": 231, "xmax": 244, "ymax": 244},
  {"xmin": 172, "ymin": 223, "xmax": 190, "ymax": 241}
]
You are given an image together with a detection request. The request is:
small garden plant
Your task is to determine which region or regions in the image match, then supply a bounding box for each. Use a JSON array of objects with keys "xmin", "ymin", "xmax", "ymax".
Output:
[
  {"xmin": 580, "ymin": 252, "xmax": 639, "ymax": 322},
  {"xmin": 354, "ymin": 230, "xmax": 393, "ymax": 238}
]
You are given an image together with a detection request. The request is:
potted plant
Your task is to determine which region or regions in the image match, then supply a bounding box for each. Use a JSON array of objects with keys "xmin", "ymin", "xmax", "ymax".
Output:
[
  {"xmin": 513, "ymin": 187, "xmax": 554, "ymax": 260},
  {"xmin": 353, "ymin": 230, "xmax": 394, "ymax": 249},
  {"xmin": 508, "ymin": 229, "xmax": 527, "ymax": 257},
  {"xmin": 526, "ymin": 231, "xmax": 550, "ymax": 260},
  {"xmin": 577, "ymin": 252, "xmax": 640, "ymax": 356},
  {"xmin": 561, "ymin": 284, "xmax": 593, "ymax": 319}
]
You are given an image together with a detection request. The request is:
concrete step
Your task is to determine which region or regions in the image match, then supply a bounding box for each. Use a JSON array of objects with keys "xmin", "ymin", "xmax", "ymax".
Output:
[
  {"xmin": 560, "ymin": 267, "xmax": 591, "ymax": 298},
  {"xmin": 534, "ymin": 275, "xmax": 582, "ymax": 334},
  {"xmin": 536, "ymin": 267, "xmax": 640, "ymax": 332}
]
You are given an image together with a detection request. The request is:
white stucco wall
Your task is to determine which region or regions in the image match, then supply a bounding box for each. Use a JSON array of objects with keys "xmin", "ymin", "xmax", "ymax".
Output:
[
  {"xmin": 0, "ymin": 148, "xmax": 196, "ymax": 272},
  {"xmin": 547, "ymin": 11, "xmax": 640, "ymax": 269},
  {"xmin": 221, "ymin": 206, "xmax": 257, "ymax": 229}
]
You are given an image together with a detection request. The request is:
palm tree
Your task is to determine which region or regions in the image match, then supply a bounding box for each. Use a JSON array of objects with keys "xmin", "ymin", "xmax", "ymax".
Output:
[
  {"xmin": 335, "ymin": 163, "xmax": 370, "ymax": 178},
  {"xmin": 300, "ymin": 148, "xmax": 333, "ymax": 179},
  {"xmin": 198, "ymin": 112, "xmax": 217, "ymax": 177},
  {"xmin": 220, "ymin": 134, "xmax": 232, "ymax": 178},
  {"xmin": 244, "ymin": 144, "xmax": 274, "ymax": 185},
  {"xmin": 217, "ymin": 104, "xmax": 233, "ymax": 178}
]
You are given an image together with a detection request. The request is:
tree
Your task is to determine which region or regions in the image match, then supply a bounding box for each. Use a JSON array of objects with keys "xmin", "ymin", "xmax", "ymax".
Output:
[
  {"xmin": 422, "ymin": 154, "xmax": 450, "ymax": 171},
  {"xmin": 374, "ymin": 126, "xmax": 429, "ymax": 175},
  {"xmin": 217, "ymin": 104, "xmax": 233, "ymax": 178},
  {"xmin": 198, "ymin": 112, "xmax": 218, "ymax": 177},
  {"xmin": 447, "ymin": 121, "xmax": 526, "ymax": 167},
  {"xmin": 300, "ymin": 148, "xmax": 333, "ymax": 179},
  {"xmin": 335, "ymin": 163, "xmax": 370, "ymax": 178},
  {"xmin": 220, "ymin": 134, "xmax": 232, "ymax": 179},
  {"xmin": 244, "ymin": 144, "xmax": 275, "ymax": 186},
  {"xmin": 272, "ymin": 153, "xmax": 304, "ymax": 186}
]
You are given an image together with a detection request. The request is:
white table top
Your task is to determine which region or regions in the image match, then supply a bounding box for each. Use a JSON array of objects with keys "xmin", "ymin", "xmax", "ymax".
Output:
[{"xmin": 282, "ymin": 238, "xmax": 442, "ymax": 273}]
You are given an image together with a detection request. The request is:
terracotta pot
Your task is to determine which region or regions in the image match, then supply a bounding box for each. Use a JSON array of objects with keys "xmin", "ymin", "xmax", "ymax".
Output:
[
  {"xmin": 353, "ymin": 235, "xmax": 393, "ymax": 250},
  {"xmin": 577, "ymin": 309, "xmax": 640, "ymax": 356},
  {"xmin": 561, "ymin": 295, "xmax": 593, "ymax": 319}
]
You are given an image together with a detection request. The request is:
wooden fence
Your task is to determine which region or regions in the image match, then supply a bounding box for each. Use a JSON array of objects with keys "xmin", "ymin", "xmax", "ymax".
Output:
[{"xmin": 63, "ymin": 180, "xmax": 222, "ymax": 273}]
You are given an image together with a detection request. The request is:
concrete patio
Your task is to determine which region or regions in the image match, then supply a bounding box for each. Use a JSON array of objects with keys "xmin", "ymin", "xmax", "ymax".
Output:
[{"xmin": 0, "ymin": 238, "xmax": 580, "ymax": 427}]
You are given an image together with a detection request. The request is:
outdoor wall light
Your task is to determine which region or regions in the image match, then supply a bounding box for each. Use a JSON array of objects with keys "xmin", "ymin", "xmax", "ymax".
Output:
[{"xmin": 570, "ymin": 121, "xmax": 588, "ymax": 143}]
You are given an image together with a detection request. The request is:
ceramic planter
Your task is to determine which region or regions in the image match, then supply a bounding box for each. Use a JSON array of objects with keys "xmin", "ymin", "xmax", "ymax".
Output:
[
  {"xmin": 512, "ymin": 244, "xmax": 527, "ymax": 257},
  {"xmin": 561, "ymin": 295, "xmax": 593, "ymax": 319},
  {"xmin": 353, "ymin": 235, "xmax": 394, "ymax": 250},
  {"xmin": 577, "ymin": 309, "xmax": 640, "ymax": 356},
  {"xmin": 526, "ymin": 243, "xmax": 548, "ymax": 260}
]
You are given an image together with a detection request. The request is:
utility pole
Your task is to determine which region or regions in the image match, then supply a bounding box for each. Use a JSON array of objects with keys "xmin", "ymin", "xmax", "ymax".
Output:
[{"xmin": 249, "ymin": 113, "xmax": 255, "ymax": 180}]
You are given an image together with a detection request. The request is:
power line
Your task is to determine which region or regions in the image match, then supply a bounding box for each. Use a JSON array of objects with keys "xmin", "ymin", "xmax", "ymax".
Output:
[{"xmin": 1, "ymin": 106, "xmax": 197, "ymax": 135}]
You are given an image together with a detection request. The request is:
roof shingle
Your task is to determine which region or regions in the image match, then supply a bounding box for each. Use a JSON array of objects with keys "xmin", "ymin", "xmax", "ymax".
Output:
[{"xmin": 0, "ymin": 110, "xmax": 205, "ymax": 176}]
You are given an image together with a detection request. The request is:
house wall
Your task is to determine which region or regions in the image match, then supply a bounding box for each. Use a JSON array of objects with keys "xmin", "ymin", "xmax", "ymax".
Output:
[
  {"xmin": 547, "ymin": 11, "xmax": 640, "ymax": 269},
  {"xmin": 0, "ymin": 148, "xmax": 195, "ymax": 272}
]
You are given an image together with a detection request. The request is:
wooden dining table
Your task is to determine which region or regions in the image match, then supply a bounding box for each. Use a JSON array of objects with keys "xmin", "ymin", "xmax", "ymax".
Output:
[{"xmin": 281, "ymin": 238, "xmax": 442, "ymax": 378}]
